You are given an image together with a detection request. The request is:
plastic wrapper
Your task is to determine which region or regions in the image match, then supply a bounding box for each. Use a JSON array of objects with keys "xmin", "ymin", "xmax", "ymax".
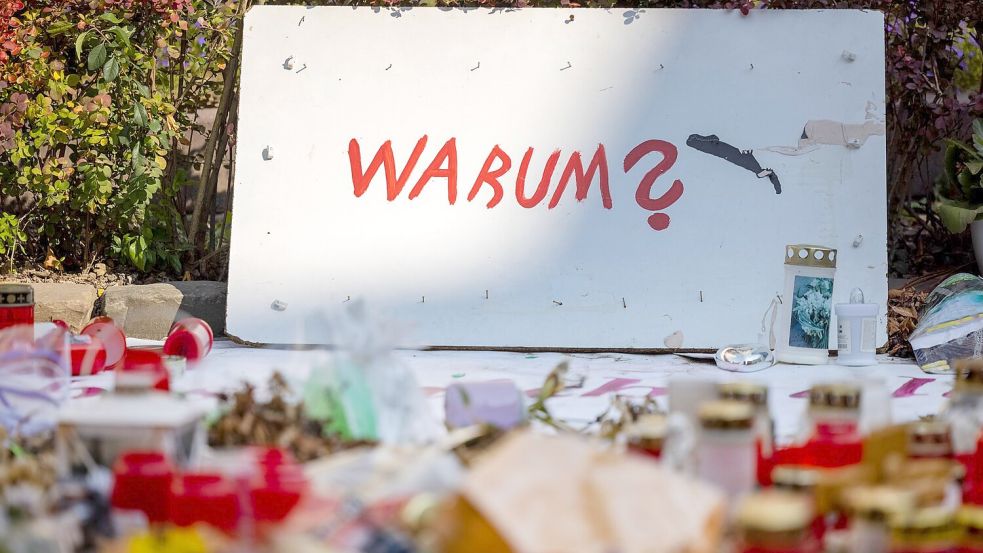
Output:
[
  {"xmin": 0, "ymin": 324, "xmax": 70, "ymax": 436},
  {"xmin": 909, "ymin": 273, "xmax": 983, "ymax": 374},
  {"xmin": 304, "ymin": 301, "xmax": 439, "ymax": 445}
]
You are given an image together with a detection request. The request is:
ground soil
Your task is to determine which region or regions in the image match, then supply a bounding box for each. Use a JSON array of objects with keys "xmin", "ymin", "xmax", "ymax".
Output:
[{"xmin": 1, "ymin": 263, "xmax": 175, "ymax": 289}]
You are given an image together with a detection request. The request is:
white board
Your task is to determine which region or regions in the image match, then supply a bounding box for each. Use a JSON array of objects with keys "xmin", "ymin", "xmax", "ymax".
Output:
[{"xmin": 227, "ymin": 7, "xmax": 887, "ymax": 349}]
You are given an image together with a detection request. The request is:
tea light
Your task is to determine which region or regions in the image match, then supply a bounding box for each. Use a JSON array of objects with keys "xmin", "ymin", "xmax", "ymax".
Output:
[
  {"xmin": 835, "ymin": 288, "xmax": 878, "ymax": 366},
  {"xmin": 775, "ymin": 245, "xmax": 837, "ymax": 365}
]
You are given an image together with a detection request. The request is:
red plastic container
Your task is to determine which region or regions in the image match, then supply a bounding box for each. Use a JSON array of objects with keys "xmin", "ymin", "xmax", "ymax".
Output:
[
  {"xmin": 169, "ymin": 473, "xmax": 239, "ymax": 533},
  {"xmin": 117, "ymin": 349, "xmax": 169, "ymax": 392},
  {"xmin": 249, "ymin": 448, "xmax": 307, "ymax": 523},
  {"xmin": 163, "ymin": 318, "xmax": 213, "ymax": 363},
  {"xmin": 70, "ymin": 335, "xmax": 107, "ymax": 377},
  {"xmin": 81, "ymin": 317, "xmax": 127, "ymax": 370},
  {"xmin": 111, "ymin": 451, "xmax": 175, "ymax": 524},
  {"xmin": 0, "ymin": 284, "xmax": 34, "ymax": 332},
  {"xmin": 801, "ymin": 422, "xmax": 863, "ymax": 468}
]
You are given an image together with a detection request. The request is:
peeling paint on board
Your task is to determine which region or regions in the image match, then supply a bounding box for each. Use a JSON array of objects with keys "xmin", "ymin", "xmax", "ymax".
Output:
[{"xmin": 663, "ymin": 330, "xmax": 684, "ymax": 349}]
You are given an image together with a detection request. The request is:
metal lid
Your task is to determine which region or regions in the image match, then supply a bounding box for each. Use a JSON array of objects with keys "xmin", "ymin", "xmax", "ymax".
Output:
[
  {"xmin": 785, "ymin": 244, "xmax": 837, "ymax": 269},
  {"xmin": 718, "ymin": 381, "xmax": 769, "ymax": 407},
  {"xmin": 714, "ymin": 344, "xmax": 775, "ymax": 373},
  {"xmin": 737, "ymin": 491, "xmax": 814, "ymax": 533},
  {"xmin": 624, "ymin": 414, "xmax": 668, "ymax": 440},
  {"xmin": 958, "ymin": 505, "xmax": 983, "ymax": 531},
  {"xmin": 624, "ymin": 414, "xmax": 668, "ymax": 450},
  {"xmin": 0, "ymin": 283, "xmax": 33, "ymax": 306},
  {"xmin": 889, "ymin": 506, "xmax": 957, "ymax": 534},
  {"xmin": 906, "ymin": 419, "xmax": 952, "ymax": 457},
  {"xmin": 809, "ymin": 383, "xmax": 862, "ymax": 410},
  {"xmin": 698, "ymin": 400, "xmax": 754, "ymax": 430},
  {"xmin": 953, "ymin": 359, "xmax": 983, "ymax": 392},
  {"xmin": 771, "ymin": 465, "xmax": 822, "ymax": 492},
  {"xmin": 841, "ymin": 486, "xmax": 916, "ymax": 521}
]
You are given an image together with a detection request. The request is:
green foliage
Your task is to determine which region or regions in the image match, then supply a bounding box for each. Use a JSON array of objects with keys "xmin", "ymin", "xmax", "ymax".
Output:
[
  {"xmin": 0, "ymin": 213, "xmax": 26, "ymax": 271},
  {"xmin": 0, "ymin": 0, "xmax": 237, "ymax": 273},
  {"xmin": 936, "ymin": 120, "xmax": 983, "ymax": 234}
]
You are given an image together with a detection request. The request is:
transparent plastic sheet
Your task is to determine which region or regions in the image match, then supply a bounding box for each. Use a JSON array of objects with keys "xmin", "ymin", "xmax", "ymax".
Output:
[
  {"xmin": 0, "ymin": 324, "xmax": 70, "ymax": 436},
  {"xmin": 909, "ymin": 273, "xmax": 983, "ymax": 374},
  {"xmin": 303, "ymin": 301, "xmax": 440, "ymax": 445}
]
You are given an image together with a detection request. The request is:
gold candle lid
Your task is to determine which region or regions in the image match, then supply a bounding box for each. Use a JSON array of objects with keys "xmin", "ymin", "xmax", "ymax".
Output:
[
  {"xmin": 698, "ymin": 400, "xmax": 754, "ymax": 430},
  {"xmin": 624, "ymin": 414, "xmax": 668, "ymax": 439},
  {"xmin": 785, "ymin": 244, "xmax": 837, "ymax": 269},
  {"xmin": 906, "ymin": 419, "xmax": 953, "ymax": 457},
  {"xmin": 737, "ymin": 491, "xmax": 814, "ymax": 533},
  {"xmin": 772, "ymin": 465, "xmax": 822, "ymax": 492},
  {"xmin": 958, "ymin": 505, "xmax": 983, "ymax": 531},
  {"xmin": 841, "ymin": 486, "xmax": 916, "ymax": 522},
  {"xmin": 889, "ymin": 506, "xmax": 957, "ymax": 534},
  {"xmin": 624, "ymin": 414, "xmax": 668, "ymax": 451},
  {"xmin": 953, "ymin": 359, "xmax": 983, "ymax": 393},
  {"xmin": 718, "ymin": 382, "xmax": 768, "ymax": 407},
  {"xmin": 809, "ymin": 383, "xmax": 862, "ymax": 410}
]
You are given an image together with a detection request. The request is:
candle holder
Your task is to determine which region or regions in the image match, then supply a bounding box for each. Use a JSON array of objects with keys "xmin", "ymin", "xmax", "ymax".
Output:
[{"xmin": 775, "ymin": 244, "xmax": 837, "ymax": 365}]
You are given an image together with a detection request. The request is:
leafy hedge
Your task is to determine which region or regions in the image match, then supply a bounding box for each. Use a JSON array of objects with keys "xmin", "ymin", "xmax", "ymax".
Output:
[
  {"xmin": 0, "ymin": 0, "xmax": 237, "ymax": 274},
  {"xmin": 0, "ymin": 0, "xmax": 981, "ymax": 276}
]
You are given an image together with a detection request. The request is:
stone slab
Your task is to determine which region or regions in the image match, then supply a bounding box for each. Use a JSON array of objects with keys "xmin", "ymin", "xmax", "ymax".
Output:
[
  {"xmin": 103, "ymin": 281, "xmax": 227, "ymax": 340},
  {"xmin": 30, "ymin": 282, "xmax": 98, "ymax": 331}
]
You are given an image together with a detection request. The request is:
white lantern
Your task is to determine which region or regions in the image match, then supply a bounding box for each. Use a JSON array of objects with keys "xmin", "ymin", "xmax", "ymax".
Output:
[{"xmin": 775, "ymin": 244, "xmax": 837, "ymax": 365}]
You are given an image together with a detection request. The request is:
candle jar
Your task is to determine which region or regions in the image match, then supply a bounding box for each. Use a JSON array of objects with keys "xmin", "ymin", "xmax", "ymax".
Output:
[
  {"xmin": 908, "ymin": 420, "xmax": 955, "ymax": 460},
  {"xmin": 771, "ymin": 465, "xmax": 829, "ymax": 542},
  {"xmin": 959, "ymin": 505, "xmax": 983, "ymax": 553},
  {"xmin": 802, "ymin": 384, "xmax": 864, "ymax": 468},
  {"xmin": 163, "ymin": 318, "xmax": 214, "ymax": 363},
  {"xmin": 0, "ymin": 283, "xmax": 33, "ymax": 333},
  {"xmin": 889, "ymin": 507, "xmax": 959, "ymax": 553},
  {"xmin": 775, "ymin": 245, "xmax": 837, "ymax": 365},
  {"xmin": 719, "ymin": 382, "xmax": 775, "ymax": 484},
  {"xmin": 111, "ymin": 451, "xmax": 175, "ymax": 534},
  {"xmin": 719, "ymin": 382, "xmax": 774, "ymax": 446},
  {"xmin": 696, "ymin": 400, "xmax": 757, "ymax": 498},
  {"xmin": 943, "ymin": 360, "xmax": 983, "ymax": 461},
  {"xmin": 843, "ymin": 486, "xmax": 917, "ymax": 553},
  {"xmin": 624, "ymin": 413, "xmax": 668, "ymax": 459},
  {"xmin": 737, "ymin": 490, "xmax": 820, "ymax": 553},
  {"xmin": 835, "ymin": 288, "xmax": 879, "ymax": 366}
]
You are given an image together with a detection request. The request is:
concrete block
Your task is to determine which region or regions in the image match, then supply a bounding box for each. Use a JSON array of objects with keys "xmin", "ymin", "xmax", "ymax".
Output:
[
  {"xmin": 31, "ymin": 282, "xmax": 98, "ymax": 332},
  {"xmin": 103, "ymin": 281, "xmax": 227, "ymax": 340}
]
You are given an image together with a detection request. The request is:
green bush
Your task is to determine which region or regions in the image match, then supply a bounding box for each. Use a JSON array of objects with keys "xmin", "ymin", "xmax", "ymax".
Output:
[{"xmin": 0, "ymin": 0, "xmax": 238, "ymax": 274}]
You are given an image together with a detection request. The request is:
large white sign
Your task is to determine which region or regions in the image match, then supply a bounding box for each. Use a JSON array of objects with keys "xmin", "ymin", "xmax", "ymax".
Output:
[{"xmin": 227, "ymin": 7, "xmax": 887, "ymax": 349}]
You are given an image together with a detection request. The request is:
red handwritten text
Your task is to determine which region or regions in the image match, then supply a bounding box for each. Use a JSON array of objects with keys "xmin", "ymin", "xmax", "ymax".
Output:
[{"xmin": 347, "ymin": 137, "xmax": 684, "ymax": 231}]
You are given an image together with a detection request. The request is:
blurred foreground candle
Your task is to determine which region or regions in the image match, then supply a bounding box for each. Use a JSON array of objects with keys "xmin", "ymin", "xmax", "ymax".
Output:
[
  {"xmin": 719, "ymin": 382, "xmax": 775, "ymax": 482},
  {"xmin": 736, "ymin": 491, "xmax": 819, "ymax": 553},
  {"xmin": 907, "ymin": 420, "xmax": 954, "ymax": 460},
  {"xmin": 775, "ymin": 245, "xmax": 837, "ymax": 365},
  {"xmin": 888, "ymin": 507, "xmax": 959, "ymax": 553},
  {"xmin": 943, "ymin": 360, "xmax": 983, "ymax": 461},
  {"xmin": 696, "ymin": 400, "xmax": 756, "ymax": 498},
  {"xmin": 0, "ymin": 283, "xmax": 33, "ymax": 334},
  {"xmin": 111, "ymin": 451, "xmax": 175, "ymax": 533},
  {"xmin": 444, "ymin": 380, "xmax": 525, "ymax": 430},
  {"xmin": 843, "ymin": 486, "xmax": 917, "ymax": 553},
  {"xmin": 797, "ymin": 383, "xmax": 865, "ymax": 468},
  {"xmin": 959, "ymin": 505, "xmax": 983, "ymax": 553},
  {"xmin": 624, "ymin": 414, "xmax": 668, "ymax": 459},
  {"xmin": 770, "ymin": 465, "xmax": 828, "ymax": 541}
]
